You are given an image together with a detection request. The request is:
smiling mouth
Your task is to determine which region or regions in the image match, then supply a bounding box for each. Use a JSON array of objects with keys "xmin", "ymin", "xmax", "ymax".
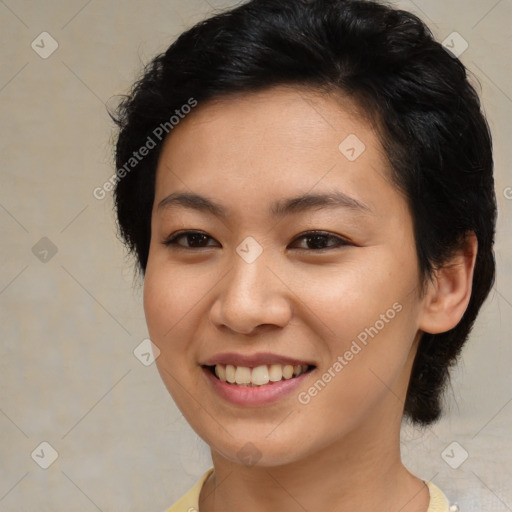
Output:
[{"xmin": 204, "ymin": 363, "xmax": 315, "ymax": 387}]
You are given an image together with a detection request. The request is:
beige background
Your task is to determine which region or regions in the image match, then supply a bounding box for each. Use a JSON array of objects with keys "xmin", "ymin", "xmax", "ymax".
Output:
[{"xmin": 0, "ymin": 0, "xmax": 511, "ymax": 510}]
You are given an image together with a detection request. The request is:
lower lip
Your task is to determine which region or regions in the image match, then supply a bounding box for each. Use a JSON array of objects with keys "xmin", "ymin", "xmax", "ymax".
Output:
[{"xmin": 202, "ymin": 367, "xmax": 313, "ymax": 406}]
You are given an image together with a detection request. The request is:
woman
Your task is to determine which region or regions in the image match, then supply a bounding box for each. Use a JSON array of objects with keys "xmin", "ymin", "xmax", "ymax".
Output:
[{"xmin": 111, "ymin": 0, "xmax": 496, "ymax": 510}]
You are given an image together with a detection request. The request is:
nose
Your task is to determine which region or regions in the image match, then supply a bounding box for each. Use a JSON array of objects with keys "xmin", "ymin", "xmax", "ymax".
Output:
[{"xmin": 209, "ymin": 251, "xmax": 293, "ymax": 336}]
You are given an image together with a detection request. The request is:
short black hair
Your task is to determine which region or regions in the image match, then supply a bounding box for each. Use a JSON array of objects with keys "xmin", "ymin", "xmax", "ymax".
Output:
[{"xmin": 111, "ymin": 0, "xmax": 497, "ymax": 426}]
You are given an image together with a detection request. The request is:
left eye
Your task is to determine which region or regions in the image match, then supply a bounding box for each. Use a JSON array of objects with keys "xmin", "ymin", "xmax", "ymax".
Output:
[
  {"xmin": 289, "ymin": 231, "xmax": 350, "ymax": 250},
  {"xmin": 163, "ymin": 231, "xmax": 218, "ymax": 248}
]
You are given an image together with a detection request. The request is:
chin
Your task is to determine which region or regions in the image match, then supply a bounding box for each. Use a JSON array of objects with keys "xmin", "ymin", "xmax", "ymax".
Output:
[{"xmin": 202, "ymin": 430, "xmax": 314, "ymax": 468}]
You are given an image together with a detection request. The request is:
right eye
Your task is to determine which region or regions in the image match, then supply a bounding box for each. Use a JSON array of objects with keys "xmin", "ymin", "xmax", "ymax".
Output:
[{"xmin": 162, "ymin": 230, "xmax": 220, "ymax": 249}]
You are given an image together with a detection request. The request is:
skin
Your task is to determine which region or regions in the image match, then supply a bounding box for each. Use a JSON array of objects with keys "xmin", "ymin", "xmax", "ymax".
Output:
[{"xmin": 143, "ymin": 85, "xmax": 477, "ymax": 512}]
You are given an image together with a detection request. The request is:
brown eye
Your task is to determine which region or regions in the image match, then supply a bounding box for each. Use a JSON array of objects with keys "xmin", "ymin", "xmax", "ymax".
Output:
[
  {"xmin": 163, "ymin": 231, "xmax": 219, "ymax": 249},
  {"xmin": 289, "ymin": 231, "xmax": 350, "ymax": 250}
]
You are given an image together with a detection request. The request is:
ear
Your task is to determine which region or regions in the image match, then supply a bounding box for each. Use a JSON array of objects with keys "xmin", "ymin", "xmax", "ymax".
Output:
[{"xmin": 418, "ymin": 232, "xmax": 478, "ymax": 335}]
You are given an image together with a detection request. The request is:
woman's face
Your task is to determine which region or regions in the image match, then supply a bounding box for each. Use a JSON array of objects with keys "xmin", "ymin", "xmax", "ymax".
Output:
[{"xmin": 144, "ymin": 86, "xmax": 427, "ymax": 466}]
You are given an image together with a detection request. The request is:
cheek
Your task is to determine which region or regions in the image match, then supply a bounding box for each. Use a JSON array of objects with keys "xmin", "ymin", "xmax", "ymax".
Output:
[
  {"xmin": 289, "ymin": 251, "xmax": 418, "ymax": 338},
  {"xmin": 142, "ymin": 255, "xmax": 221, "ymax": 400},
  {"xmin": 143, "ymin": 262, "xmax": 206, "ymax": 407},
  {"xmin": 292, "ymin": 253, "xmax": 421, "ymax": 410},
  {"xmin": 299, "ymin": 307, "xmax": 418, "ymax": 433},
  {"xmin": 143, "ymin": 270, "xmax": 175, "ymax": 341},
  {"xmin": 143, "ymin": 256, "xmax": 211, "ymax": 341}
]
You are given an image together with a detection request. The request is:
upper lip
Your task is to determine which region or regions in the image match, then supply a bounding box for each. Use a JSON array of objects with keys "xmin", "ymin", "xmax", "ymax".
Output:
[{"xmin": 201, "ymin": 352, "xmax": 315, "ymax": 368}]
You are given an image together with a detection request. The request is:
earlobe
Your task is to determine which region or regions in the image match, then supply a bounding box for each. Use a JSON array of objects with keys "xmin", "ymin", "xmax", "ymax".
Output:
[{"xmin": 419, "ymin": 232, "xmax": 478, "ymax": 335}]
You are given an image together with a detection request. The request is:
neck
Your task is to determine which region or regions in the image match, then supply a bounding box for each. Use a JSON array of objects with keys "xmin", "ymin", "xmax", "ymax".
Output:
[
  {"xmin": 199, "ymin": 342, "xmax": 428, "ymax": 512},
  {"xmin": 199, "ymin": 412, "xmax": 429, "ymax": 512}
]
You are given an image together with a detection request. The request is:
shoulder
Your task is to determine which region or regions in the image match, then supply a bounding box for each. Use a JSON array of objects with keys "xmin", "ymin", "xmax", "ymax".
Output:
[
  {"xmin": 162, "ymin": 468, "xmax": 214, "ymax": 512},
  {"xmin": 425, "ymin": 480, "xmax": 457, "ymax": 512}
]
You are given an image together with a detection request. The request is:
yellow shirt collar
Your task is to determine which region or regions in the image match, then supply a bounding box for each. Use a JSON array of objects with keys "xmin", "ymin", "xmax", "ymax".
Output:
[{"xmin": 165, "ymin": 469, "xmax": 453, "ymax": 512}]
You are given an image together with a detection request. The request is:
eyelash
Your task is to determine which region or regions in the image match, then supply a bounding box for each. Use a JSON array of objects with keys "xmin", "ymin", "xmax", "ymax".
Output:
[{"xmin": 162, "ymin": 230, "xmax": 351, "ymax": 251}]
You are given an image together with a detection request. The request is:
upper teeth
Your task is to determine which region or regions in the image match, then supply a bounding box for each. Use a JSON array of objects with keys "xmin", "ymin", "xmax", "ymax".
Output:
[{"xmin": 214, "ymin": 364, "xmax": 309, "ymax": 386}]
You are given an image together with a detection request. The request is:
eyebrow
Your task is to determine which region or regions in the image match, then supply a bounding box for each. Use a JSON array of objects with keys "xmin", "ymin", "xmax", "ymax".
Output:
[{"xmin": 157, "ymin": 191, "xmax": 372, "ymax": 218}]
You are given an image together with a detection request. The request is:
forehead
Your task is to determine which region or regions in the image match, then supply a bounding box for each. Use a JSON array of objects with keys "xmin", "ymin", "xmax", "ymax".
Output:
[
  {"xmin": 161, "ymin": 85, "xmax": 375, "ymax": 157},
  {"xmin": 153, "ymin": 85, "xmax": 401, "ymax": 219}
]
